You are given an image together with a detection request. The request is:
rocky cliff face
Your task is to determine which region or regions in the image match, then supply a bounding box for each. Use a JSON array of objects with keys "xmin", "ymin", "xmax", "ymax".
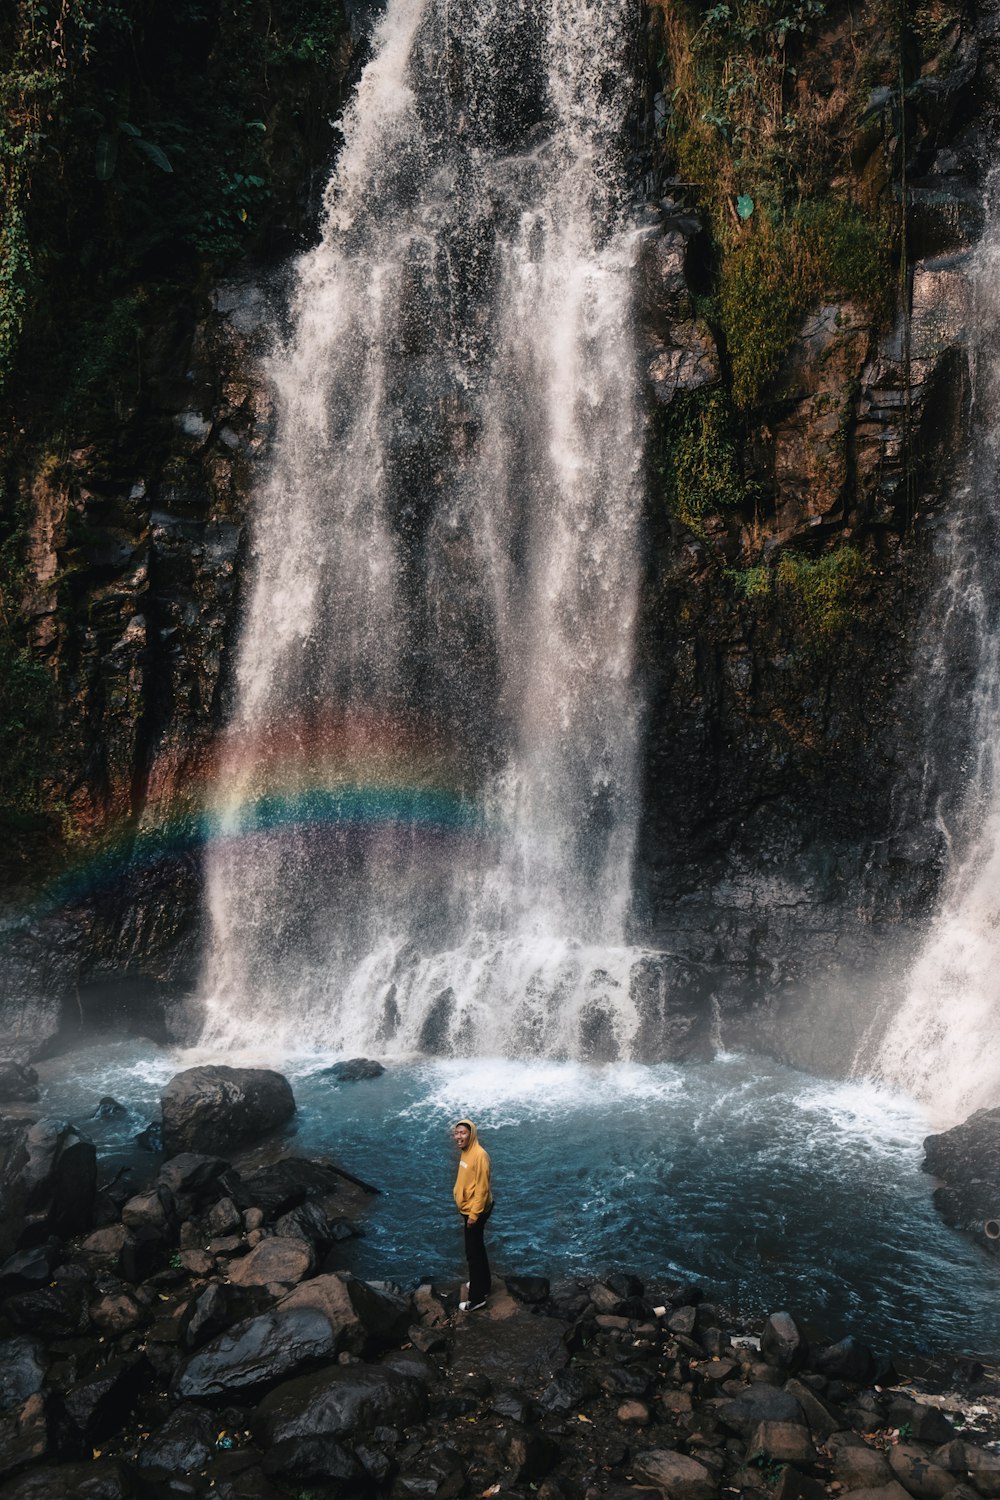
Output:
[{"xmin": 0, "ymin": 0, "xmax": 995, "ymax": 1063}]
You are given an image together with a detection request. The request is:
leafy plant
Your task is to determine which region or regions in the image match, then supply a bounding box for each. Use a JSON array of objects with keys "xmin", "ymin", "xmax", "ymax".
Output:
[{"xmin": 655, "ymin": 386, "xmax": 746, "ymax": 530}]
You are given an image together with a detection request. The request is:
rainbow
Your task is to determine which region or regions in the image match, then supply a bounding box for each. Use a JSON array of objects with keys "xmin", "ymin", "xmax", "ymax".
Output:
[{"xmin": 23, "ymin": 708, "xmax": 490, "ymax": 919}]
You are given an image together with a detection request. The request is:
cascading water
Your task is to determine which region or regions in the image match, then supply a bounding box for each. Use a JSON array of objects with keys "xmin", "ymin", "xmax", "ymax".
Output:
[
  {"xmin": 866, "ymin": 188, "xmax": 1000, "ymax": 1125},
  {"xmin": 200, "ymin": 0, "xmax": 651, "ymax": 1057}
]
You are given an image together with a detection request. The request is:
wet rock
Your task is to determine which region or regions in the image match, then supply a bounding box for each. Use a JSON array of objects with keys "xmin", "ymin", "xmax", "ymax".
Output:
[
  {"xmin": 617, "ymin": 1399, "xmax": 650, "ymax": 1424},
  {"xmin": 0, "ymin": 1343, "xmax": 45, "ymax": 1416},
  {"xmin": 888, "ymin": 1442, "xmax": 957, "ymax": 1499},
  {"xmin": 761, "ymin": 1311, "xmax": 807, "ymax": 1371},
  {"xmin": 413, "ymin": 1283, "xmax": 448, "ymax": 1326},
  {"xmin": 121, "ymin": 1185, "xmax": 175, "ymax": 1239},
  {"xmin": 62, "ymin": 1357, "xmax": 144, "ymax": 1444},
  {"xmin": 160, "ymin": 1068, "xmax": 294, "ymax": 1156},
  {"xmin": 92, "ymin": 1098, "xmax": 127, "ymax": 1121},
  {"xmin": 89, "ymin": 1290, "xmax": 143, "ymax": 1337},
  {"xmin": 926, "ymin": 1110, "xmax": 1000, "ymax": 1254},
  {"xmin": 894, "ymin": 1404, "xmax": 956, "ymax": 1445},
  {"xmin": 226, "ymin": 1236, "xmax": 314, "ymax": 1288},
  {"xmin": 747, "ymin": 1420, "xmax": 815, "ymax": 1466},
  {"xmin": 634, "ymin": 1448, "xmax": 717, "ymax": 1500},
  {"xmin": 172, "ymin": 1305, "xmax": 340, "ymax": 1402},
  {"xmin": 178, "ymin": 1248, "xmax": 214, "ymax": 1277},
  {"xmin": 182, "ymin": 1281, "xmax": 232, "ymax": 1350},
  {"xmin": 811, "ymin": 1335, "xmax": 874, "ymax": 1384},
  {"xmin": 0, "ymin": 1458, "xmax": 138, "ymax": 1498},
  {"xmin": 277, "ymin": 1272, "xmax": 411, "ymax": 1353},
  {"xmin": 504, "ymin": 1425, "xmax": 560, "ymax": 1481},
  {"xmin": 324, "ymin": 1059, "xmax": 386, "ymax": 1082},
  {"xmin": 668, "ymin": 1305, "xmax": 698, "ymax": 1336},
  {"xmin": 0, "ymin": 1120, "xmax": 96, "ymax": 1258},
  {"xmin": 829, "ymin": 1432, "xmax": 894, "ymax": 1489},
  {"xmin": 205, "ymin": 1197, "xmax": 241, "ymax": 1237},
  {"xmin": 538, "ymin": 1369, "xmax": 595, "ymax": 1413},
  {"xmin": 0, "ymin": 1392, "xmax": 50, "ymax": 1482},
  {"xmin": 133, "ymin": 1121, "xmax": 162, "ymax": 1152},
  {"xmin": 0, "ymin": 1067, "xmax": 38, "ymax": 1106},
  {"xmin": 505, "ymin": 1276, "xmax": 550, "ymax": 1305},
  {"xmin": 783, "ymin": 1378, "xmax": 845, "ymax": 1440},
  {"xmin": 78, "ymin": 1226, "xmax": 129, "ymax": 1274},
  {"xmin": 274, "ymin": 1196, "xmax": 343, "ymax": 1251},
  {"xmin": 254, "ymin": 1361, "xmax": 427, "ymax": 1448},
  {"xmin": 717, "ymin": 1386, "xmax": 805, "ymax": 1435},
  {"xmin": 232, "ymin": 1157, "xmax": 341, "ymax": 1219},
  {"xmin": 136, "ymin": 1404, "xmax": 218, "ymax": 1472},
  {"xmin": 157, "ymin": 1153, "xmax": 232, "ymax": 1202},
  {"xmin": 2, "ymin": 1282, "xmax": 87, "ymax": 1338},
  {"xmin": 773, "ymin": 1471, "xmax": 828, "ymax": 1500},
  {"xmin": 933, "ymin": 1442, "xmax": 1000, "ymax": 1495},
  {"xmin": 0, "ymin": 1243, "xmax": 60, "ymax": 1298},
  {"xmin": 454, "ymin": 1310, "xmax": 570, "ymax": 1387},
  {"xmin": 261, "ymin": 1433, "xmax": 362, "ymax": 1484}
]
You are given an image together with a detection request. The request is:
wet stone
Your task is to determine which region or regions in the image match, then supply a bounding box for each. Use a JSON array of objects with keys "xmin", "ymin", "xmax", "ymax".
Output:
[
  {"xmin": 888, "ymin": 1441, "xmax": 958, "ymax": 1499},
  {"xmin": 0, "ymin": 1341, "xmax": 46, "ymax": 1415},
  {"xmin": 634, "ymin": 1448, "xmax": 717, "ymax": 1500}
]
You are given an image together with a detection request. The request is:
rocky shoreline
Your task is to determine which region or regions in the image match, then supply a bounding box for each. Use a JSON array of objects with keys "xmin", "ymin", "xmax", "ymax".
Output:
[{"xmin": 0, "ymin": 1065, "xmax": 997, "ymax": 1500}]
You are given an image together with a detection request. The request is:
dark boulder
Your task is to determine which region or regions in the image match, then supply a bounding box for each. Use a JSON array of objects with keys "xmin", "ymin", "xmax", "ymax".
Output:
[
  {"xmin": 924, "ymin": 1108, "xmax": 1000, "ymax": 1254},
  {"xmin": 716, "ymin": 1386, "xmax": 805, "ymax": 1435},
  {"xmin": 62, "ymin": 1357, "xmax": 146, "ymax": 1445},
  {"xmin": 0, "ymin": 1342, "xmax": 46, "ymax": 1416},
  {"xmin": 323, "ymin": 1058, "xmax": 386, "ymax": 1082},
  {"xmin": 0, "ymin": 1242, "xmax": 60, "ymax": 1298},
  {"xmin": 158, "ymin": 1152, "xmax": 233, "ymax": 1205},
  {"xmin": 761, "ymin": 1310, "xmax": 808, "ymax": 1371},
  {"xmin": 160, "ymin": 1067, "xmax": 295, "ymax": 1156},
  {"xmin": 0, "ymin": 1120, "xmax": 96, "ymax": 1259},
  {"xmin": 92, "ymin": 1098, "xmax": 127, "ymax": 1121},
  {"xmin": 506, "ymin": 1276, "xmax": 550, "ymax": 1305},
  {"xmin": 0, "ymin": 1459, "xmax": 138, "ymax": 1499},
  {"xmin": 274, "ymin": 1195, "xmax": 343, "ymax": 1250},
  {"xmin": 811, "ymin": 1335, "xmax": 875, "ymax": 1384},
  {"xmin": 136, "ymin": 1405, "xmax": 218, "ymax": 1472},
  {"xmin": 3, "ymin": 1282, "xmax": 88, "ymax": 1338},
  {"xmin": 277, "ymin": 1273, "xmax": 412, "ymax": 1354},
  {"xmin": 0, "ymin": 1066, "xmax": 38, "ymax": 1106},
  {"xmin": 538, "ymin": 1369, "xmax": 595, "ymax": 1414},
  {"xmin": 261, "ymin": 1434, "xmax": 363, "ymax": 1484},
  {"xmin": 254, "ymin": 1362, "xmax": 427, "ymax": 1448},
  {"xmin": 232, "ymin": 1157, "xmax": 342, "ymax": 1219},
  {"xmin": 172, "ymin": 1305, "xmax": 342, "ymax": 1402}
]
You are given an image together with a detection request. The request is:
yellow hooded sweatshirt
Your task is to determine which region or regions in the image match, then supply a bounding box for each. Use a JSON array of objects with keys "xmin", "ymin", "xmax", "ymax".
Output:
[{"xmin": 453, "ymin": 1119, "xmax": 492, "ymax": 1223}]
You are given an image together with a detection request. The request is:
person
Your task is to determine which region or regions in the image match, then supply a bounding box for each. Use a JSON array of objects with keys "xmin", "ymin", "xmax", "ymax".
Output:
[{"xmin": 452, "ymin": 1118, "xmax": 493, "ymax": 1311}]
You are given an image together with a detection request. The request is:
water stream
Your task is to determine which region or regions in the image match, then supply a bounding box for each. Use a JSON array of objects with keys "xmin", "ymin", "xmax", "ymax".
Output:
[
  {"xmin": 866, "ymin": 189, "xmax": 1000, "ymax": 1125},
  {"xmin": 200, "ymin": 0, "xmax": 651, "ymax": 1057}
]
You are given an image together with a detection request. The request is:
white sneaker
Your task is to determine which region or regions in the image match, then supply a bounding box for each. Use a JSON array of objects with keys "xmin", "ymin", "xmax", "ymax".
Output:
[{"xmin": 458, "ymin": 1299, "xmax": 487, "ymax": 1311}]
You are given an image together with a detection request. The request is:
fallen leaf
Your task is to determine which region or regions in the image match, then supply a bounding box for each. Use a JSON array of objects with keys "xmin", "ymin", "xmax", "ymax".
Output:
[{"xmin": 577, "ymin": 1414, "xmax": 592, "ymax": 1423}]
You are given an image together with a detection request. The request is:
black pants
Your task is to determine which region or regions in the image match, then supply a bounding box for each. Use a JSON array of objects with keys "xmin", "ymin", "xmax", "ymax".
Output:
[{"xmin": 463, "ymin": 1205, "xmax": 492, "ymax": 1305}]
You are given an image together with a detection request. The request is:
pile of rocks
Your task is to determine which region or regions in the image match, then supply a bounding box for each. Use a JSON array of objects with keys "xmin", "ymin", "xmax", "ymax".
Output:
[{"xmin": 0, "ymin": 1067, "xmax": 996, "ymax": 1499}]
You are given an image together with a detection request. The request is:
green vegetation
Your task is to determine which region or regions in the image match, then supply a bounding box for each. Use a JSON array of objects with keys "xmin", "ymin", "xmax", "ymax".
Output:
[
  {"xmin": 654, "ymin": 0, "xmax": 897, "ymax": 408},
  {"xmin": 0, "ymin": 0, "xmax": 348, "ymax": 413},
  {"xmin": 719, "ymin": 202, "xmax": 892, "ymax": 408},
  {"xmin": 727, "ymin": 545, "xmax": 871, "ymax": 646},
  {"xmin": 655, "ymin": 386, "xmax": 746, "ymax": 530}
]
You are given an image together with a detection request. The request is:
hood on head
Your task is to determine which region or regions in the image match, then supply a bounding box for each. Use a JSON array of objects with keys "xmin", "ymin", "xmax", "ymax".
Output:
[{"xmin": 455, "ymin": 1119, "xmax": 478, "ymax": 1149}]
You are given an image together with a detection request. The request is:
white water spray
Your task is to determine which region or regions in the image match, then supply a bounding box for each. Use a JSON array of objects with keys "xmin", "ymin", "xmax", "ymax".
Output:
[
  {"xmin": 868, "ymin": 203, "xmax": 1000, "ymax": 1125},
  {"xmin": 200, "ymin": 0, "xmax": 652, "ymax": 1057}
]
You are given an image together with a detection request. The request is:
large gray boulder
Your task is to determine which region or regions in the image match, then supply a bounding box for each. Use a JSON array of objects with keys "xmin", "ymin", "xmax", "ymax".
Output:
[
  {"xmin": 924, "ymin": 1107, "xmax": 1000, "ymax": 1255},
  {"xmin": 254, "ymin": 1361, "xmax": 427, "ymax": 1449},
  {"xmin": 160, "ymin": 1066, "xmax": 294, "ymax": 1155},
  {"xmin": 0, "ymin": 1118, "xmax": 96, "ymax": 1259}
]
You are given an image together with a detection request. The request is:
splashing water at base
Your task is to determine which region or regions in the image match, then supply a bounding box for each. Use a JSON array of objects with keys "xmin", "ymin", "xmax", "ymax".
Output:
[{"xmin": 30, "ymin": 1042, "xmax": 1000, "ymax": 1356}]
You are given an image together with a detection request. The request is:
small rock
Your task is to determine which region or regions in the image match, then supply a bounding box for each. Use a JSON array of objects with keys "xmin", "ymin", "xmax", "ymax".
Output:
[
  {"xmin": 0, "ymin": 1340, "xmax": 46, "ymax": 1415},
  {"xmin": 617, "ymin": 1399, "xmax": 650, "ymax": 1424},
  {"xmin": 137, "ymin": 1404, "xmax": 218, "ymax": 1472},
  {"xmin": 668, "ymin": 1305, "xmax": 698, "ymax": 1336},
  {"xmin": 324, "ymin": 1058, "xmax": 386, "ymax": 1082},
  {"xmin": 179, "ymin": 1249, "xmax": 215, "ymax": 1277},
  {"xmin": 761, "ymin": 1311, "xmax": 807, "ymax": 1371},
  {"xmin": 92, "ymin": 1097, "xmax": 127, "ymax": 1121},
  {"xmin": 747, "ymin": 1420, "xmax": 815, "ymax": 1465},
  {"xmin": 227, "ymin": 1234, "xmax": 315, "ymax": 1288},
  {"xmin": 205, "ymin": 1197, "xmax": 241, "ymax": 1237},
  {"xmin": 89, "ymin": 1291, "xmax": 143, "ymax": 1336},
  {"xmin": 634, "ymin": 1448, "xmax": 717, "ymax": 1500}
]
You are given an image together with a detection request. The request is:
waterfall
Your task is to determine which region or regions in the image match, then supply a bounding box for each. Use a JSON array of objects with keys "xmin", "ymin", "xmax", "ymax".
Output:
[
  {"xmin": 867, "ymin": 196, "xmax": 1000, "ymax": 1125},
  {"xmin": 199, "ymin": 0, "xmax": 650, "ymax": 1058}
]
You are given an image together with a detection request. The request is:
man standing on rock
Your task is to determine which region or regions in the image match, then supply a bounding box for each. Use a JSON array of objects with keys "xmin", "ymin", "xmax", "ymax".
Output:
[{"xmin": 452, "ymin": 1119, "xmax": 493, "ymax": 1311}]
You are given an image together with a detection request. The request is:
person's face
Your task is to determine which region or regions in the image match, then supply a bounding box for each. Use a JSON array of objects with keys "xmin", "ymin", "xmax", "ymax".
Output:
[{"xmin": 453, "ymin": 1124, "xmax": 471, "ymax": 1150}]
